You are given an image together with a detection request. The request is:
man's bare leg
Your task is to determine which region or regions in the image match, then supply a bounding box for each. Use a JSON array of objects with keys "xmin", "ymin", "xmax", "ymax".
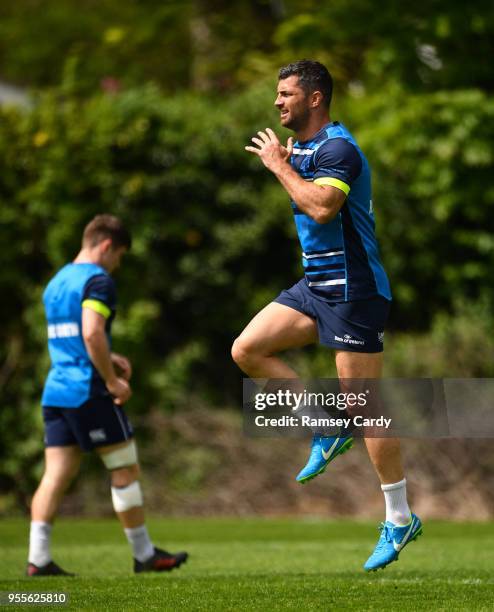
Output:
[
  {"xmin": 335, "ymin": 351, "xmax": 405, "ymax": 487},
  {"xmin": 335, "ymin": 350, "xmax": 422, "ymax": 570},
  {"xmin": 232, "ymin": 300, "xmax": 320, "ymax": 428},
  {"xmin": 232, "ymin": 302, "xmax": 318, "ymax": 378},
  {"xmin": 336, "ymin": 351, "xmax": 411, "ymax": 524},
  {"xmin": 29, "ymin": 446, "xmax": 82, "ymax": 570},
  {"xmin": 232, "ymin": 302, "xmax": 355, "ymax": 483},
  {"xmin": 31, "ymin": 447, "xmax": 82, "ymax": 523},
  {"xmin": 97, "ymin": 441, "xmax": 153, "ymax": 562},
  {"xmin": 97, "ymin": 441, "xmax": 187, "ymax": 570}
]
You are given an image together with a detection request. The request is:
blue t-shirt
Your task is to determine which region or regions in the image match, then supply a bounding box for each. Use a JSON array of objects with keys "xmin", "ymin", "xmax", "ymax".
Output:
[
  {"xmin": 290, "ymin": 121, "xmax": 391, "ymax": 302},
  {"xmin": 41, "ymin": 263, "xmax": 116, "ymax": 408}
]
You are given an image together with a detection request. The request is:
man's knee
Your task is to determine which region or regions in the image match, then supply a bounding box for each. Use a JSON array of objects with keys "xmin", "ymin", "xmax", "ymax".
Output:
[
  {"xmin": 102, "ymin": 445, "xmax": 143, "ymax": 514},
  {"xmin": 110, "ymin": 465, "xmax": 143, "ymax": 513},
  {"xmin": 231, "ymin": 334, "xmax": 258, "ymax": 368},
  {"xmin": 110, "ymin": 463, "xmax": 140, "ymax": 488},
  {"xmin": 40, "ymin": 468, "xmax": 76, "ymax": 493},
  {"xmin": 231, "ymin": 336, "xmax": 244, "ymax": 365}
]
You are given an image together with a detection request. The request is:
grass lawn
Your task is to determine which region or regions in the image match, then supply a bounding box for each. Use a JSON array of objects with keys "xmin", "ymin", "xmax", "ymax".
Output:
[{"xmin": 0, "ymin": 518, "xmax": 493, "ymax": 610}]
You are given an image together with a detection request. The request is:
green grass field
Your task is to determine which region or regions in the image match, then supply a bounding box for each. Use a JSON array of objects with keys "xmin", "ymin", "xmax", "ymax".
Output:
[{"xmin": 1, "ymin": 518, "xmax": 493, "ymax": 610}]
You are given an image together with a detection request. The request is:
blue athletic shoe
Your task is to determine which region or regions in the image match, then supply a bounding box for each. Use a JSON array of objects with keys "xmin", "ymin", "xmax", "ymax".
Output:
[
  {"xmin": 364, "ymin": 513, "xmax": 423, "ymax": 572},
  {"xmin": 296, "ymin": 435, "xmax": 353, "ymax": 483}
]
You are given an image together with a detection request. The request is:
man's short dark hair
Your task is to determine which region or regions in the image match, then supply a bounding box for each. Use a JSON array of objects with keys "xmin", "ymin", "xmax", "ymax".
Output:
[
  {"xmin": 278, "ymin": 60, "xmax": 333, "ymax": 108},
  {"xmin": 82, "ymin": 214, "xmax": 132, "ymax": 250}
]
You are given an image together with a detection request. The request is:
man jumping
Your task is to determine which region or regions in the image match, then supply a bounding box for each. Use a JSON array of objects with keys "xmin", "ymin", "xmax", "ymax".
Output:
[
  {"xmin": 28, "ymin": 214, "xmax": 188, "ymax": 576},
  {"xmin": 232, "ymin": 60, "xmax": 422, "ymax": 571}
]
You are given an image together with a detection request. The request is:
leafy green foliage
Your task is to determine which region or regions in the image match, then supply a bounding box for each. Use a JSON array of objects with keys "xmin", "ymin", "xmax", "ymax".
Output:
[
  {"xmin": 0, "ymin": 0, "xmax": 280, "ymax": 94},
  {"xmin": 344, "ymin": 88, "xmax": 494, "ymax": 328},
  {"xmin": 0, "ymin": 83, "xmax": 297, "ymax": 500}
]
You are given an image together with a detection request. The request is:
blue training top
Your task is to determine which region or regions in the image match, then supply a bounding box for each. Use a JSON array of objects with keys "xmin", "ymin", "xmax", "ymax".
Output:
[
  {"xmin": 41, "ymin": 263, "xmax": 116, "ymax": 408},
  {"xmin": 290, "ymin": 121, "xmax": 391, "ymax": 302}
]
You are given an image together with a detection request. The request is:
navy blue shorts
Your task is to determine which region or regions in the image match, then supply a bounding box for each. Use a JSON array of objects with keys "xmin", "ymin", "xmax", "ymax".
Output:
[
  {"xmin": 274, "ymin": 279, "xmax": 390, "ymax": 353},
  {"xmin": 43, "ymin": 395, "xmax": 134, "ymax": 452}
]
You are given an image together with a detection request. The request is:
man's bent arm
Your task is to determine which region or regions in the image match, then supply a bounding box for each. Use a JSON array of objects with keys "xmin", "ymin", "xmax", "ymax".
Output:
[
  {"xmin": 246, "ymin": 128, "xmax": 347, "ymax": 224},
  {"xmin": 272, "ymin": 162, "xmax": 347, "ymax": 224},
  {"xmin": 82, "ymin": 307, "xmax": 131, "ymax": 404}
]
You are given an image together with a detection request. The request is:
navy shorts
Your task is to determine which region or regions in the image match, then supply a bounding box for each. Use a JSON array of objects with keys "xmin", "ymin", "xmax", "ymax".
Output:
[
  {"xmin": 43, "ymin": 395, "xmax": 134, "ymax": 452},
  {"xmin": 274, "ymin": 279, "xmax": 390, "ymax": 353}
]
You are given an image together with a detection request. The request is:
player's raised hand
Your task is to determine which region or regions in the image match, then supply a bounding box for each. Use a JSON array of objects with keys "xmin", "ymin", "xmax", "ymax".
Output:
[
  {"xmin": 107, "ymin": 376, "xmax": 132, "ymax": 405},
  {"xmin": 245, "ymin": 128, "xmax": 294, "ymax": 173}
]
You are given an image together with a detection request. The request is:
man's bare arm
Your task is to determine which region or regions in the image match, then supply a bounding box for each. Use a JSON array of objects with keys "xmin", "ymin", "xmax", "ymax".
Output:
[
  {"xmin": 82, "ymin": 307, "xmax": 131, "ymax": 405},
  {"xmin": 245, "ymin": 128, "xmax": 347, "ymax": 224}
]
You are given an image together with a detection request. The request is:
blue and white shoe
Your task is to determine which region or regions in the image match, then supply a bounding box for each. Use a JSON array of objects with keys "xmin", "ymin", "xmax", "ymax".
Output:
[
  {"xmin": 296, "ymin": 435, "xmax": 353, "ymax": 483},
  {"xmin": 364, "ymin": 513, "xmax": 423, "ymax": 571}
]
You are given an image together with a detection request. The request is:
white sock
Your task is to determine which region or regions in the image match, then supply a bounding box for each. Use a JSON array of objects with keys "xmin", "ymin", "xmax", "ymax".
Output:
[
  {"xmin": 124, "ymin": 525, "xmax": 155, "ymax": 562},
  {"xmin": 381, "ymin": 478, "xmax": 411, "ymax": 526},
  {"xmin": 28, "ymin": 521, "xmax": 52, "ymax": 567}
]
